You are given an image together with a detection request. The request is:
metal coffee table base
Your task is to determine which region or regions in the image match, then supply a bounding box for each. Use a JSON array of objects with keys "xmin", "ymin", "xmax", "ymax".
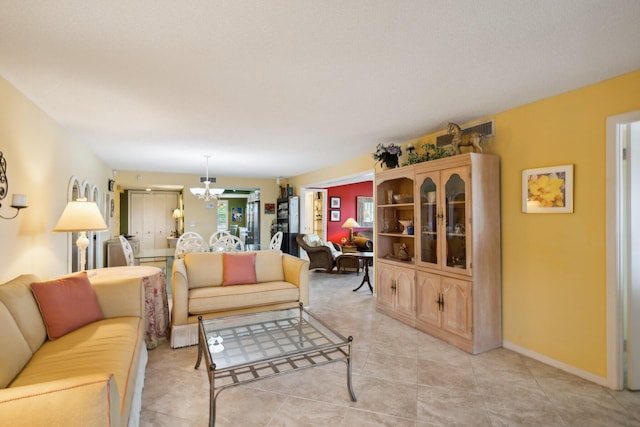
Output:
[{"xmin": 195, "ymin": 305, "xmax": 357, "ymax": 426}]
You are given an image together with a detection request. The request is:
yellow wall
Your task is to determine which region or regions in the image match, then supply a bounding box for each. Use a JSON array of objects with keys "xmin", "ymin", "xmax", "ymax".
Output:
[
  {"xmin": 496, "ymin": 70, "xmax": 640, "ymax": 377},
  {"xmin": 0, "ymin": 76, "xmax": 113, "ymax": 282},
  {"xmin": 293, "ymin": 69, "xmax": 640, "ymax": 380}
]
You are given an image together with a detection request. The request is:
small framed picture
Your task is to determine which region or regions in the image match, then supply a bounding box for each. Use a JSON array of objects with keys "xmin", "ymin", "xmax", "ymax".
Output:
[
  {"xmin": 522, "ymin": 164, "xmax": 573, "ymax": 213},
  {"xmin": 264, "ymin": 203, "xmax": 275, "ymax": 214},
  {"xmin": 330, "ymin": 210, "xmax": 341, "ymax": 222},
  {"xmin": 330, "ymin": 197, "xmax": 341, "ymax": 209}
]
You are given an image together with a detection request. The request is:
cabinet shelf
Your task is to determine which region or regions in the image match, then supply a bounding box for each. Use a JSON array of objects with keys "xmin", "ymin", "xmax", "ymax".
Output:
[
  {"xmin": 379, "ymin": 232, "xmax": 415, "ymax": 238},
  {"xmin": 381, "ymin": 256, "xmax": 414, "ymax": 265}
]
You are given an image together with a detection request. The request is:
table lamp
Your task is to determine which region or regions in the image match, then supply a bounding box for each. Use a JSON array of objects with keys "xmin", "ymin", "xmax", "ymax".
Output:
[
  {"xmin": 172, "ymin": 208, "xmax": 183, "ymax": 236},
  {"xmin": 341, "ymin": 217, "xmax": 360, "ymax": 244},
  {"xmin": 54, "ymin": 198, "xmax": 108, "ymax": 271}
]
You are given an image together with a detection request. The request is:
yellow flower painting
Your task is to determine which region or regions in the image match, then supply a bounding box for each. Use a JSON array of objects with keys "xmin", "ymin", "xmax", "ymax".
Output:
[
  {"xmin": 527, "ymin": 173, "xmax": 565, "ymax": 207},
  {"xmin": 522, "ymin": 165, "xmax": 573, "ymax": 213}
]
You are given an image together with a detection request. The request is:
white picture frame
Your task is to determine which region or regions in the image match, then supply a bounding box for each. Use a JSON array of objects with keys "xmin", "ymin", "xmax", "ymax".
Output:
[{"xmin": 522, "ymin": 164, "xmax": 573, "ymax": 213}]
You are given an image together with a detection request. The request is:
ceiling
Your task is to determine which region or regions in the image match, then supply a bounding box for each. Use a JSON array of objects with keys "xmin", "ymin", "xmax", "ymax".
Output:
[{"xmin": 1, "ymin": 1, "xmax": 639, "ymax": 180}]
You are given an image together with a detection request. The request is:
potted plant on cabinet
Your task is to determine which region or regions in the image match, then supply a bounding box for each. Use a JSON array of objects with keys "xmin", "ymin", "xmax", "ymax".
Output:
[{"xmin": 372, "ymin": 143, "xmax": 402, "ymax": 169}]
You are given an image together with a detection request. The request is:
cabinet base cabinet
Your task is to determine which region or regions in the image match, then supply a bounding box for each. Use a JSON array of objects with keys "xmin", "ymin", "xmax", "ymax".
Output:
[
  {"xmin": 376, "ymin": 261, "xmax": 416, "ymax": 326},
  {"xmin": 415, "ymin": 271, "xmax": 478, "ymax": 354},
  {"xmin": 380, "ymin": 268, "xmax": 500, "ymax": 355}
]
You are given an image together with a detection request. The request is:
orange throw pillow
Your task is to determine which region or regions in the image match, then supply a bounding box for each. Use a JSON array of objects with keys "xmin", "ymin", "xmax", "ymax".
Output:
[
  {"xmin": 31, "ymin": 272, "xmax": 104, "ymax": 340},
  {"xmin": 222, "ymin": 252, "xmax": 257, "ymax": 286}
]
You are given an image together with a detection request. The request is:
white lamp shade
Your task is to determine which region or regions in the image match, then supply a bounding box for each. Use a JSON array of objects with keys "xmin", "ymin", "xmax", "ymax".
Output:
[
  {"xmin": 341, "ymin": 217, "xmax": 360, "ymax": 229},
  {"xmin": 53, "ymin": 199, "xmax": 108, "ymax": 232},
  {"xmin": 172, "ymin": 208, "xmax": 183, "ymax": 219}
]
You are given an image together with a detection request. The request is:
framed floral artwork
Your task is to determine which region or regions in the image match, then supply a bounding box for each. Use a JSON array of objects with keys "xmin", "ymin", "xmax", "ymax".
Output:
[
  {"xmin": 330, "ymin": 197, "xmax": 341, "ymax": 208},
  {"xmin": 330, "ymin": 210, "xmax": 341, "ymax": 222},
  {"xmin": 522, "ymin": 164, "xmax": 573, "ymax": 213},
  {"xmin": 357, "ymin": 196, "xmax": 374, "ymax": 227}
]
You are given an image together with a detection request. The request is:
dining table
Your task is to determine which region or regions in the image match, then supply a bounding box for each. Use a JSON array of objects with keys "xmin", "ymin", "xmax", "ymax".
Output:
[{"xmin": 135, "ymin": 247, "xmax": 175, "ymax": 271}]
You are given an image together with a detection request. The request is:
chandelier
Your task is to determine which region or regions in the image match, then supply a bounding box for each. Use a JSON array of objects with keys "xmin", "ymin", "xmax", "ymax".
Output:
[{"xmin": 190, "ymin": 155, "xmax": 224, "ymax": 201}]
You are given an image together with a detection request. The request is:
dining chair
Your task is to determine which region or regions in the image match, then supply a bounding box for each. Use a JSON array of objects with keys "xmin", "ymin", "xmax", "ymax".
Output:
[
  {"xmin": 175, "ymin": 232, "xmax": 208, "ymax": 257},
  {"xmin": 211, "ymin": 234, "xmax": 245, "ymax": 252},
  {"xmin": 238, "ymin": 227, "xmax": 249, "ymax": 244},
  {"xmin": 269, "ymin": 231, "xmax": 283, "ymax": 250},
  {"xmin": 118, "ymin": 235, "xmax": 136, "ymax": 266},
  {"xmin": 208, "ymin": 230, "xmax": 231, "ymax": 247}
]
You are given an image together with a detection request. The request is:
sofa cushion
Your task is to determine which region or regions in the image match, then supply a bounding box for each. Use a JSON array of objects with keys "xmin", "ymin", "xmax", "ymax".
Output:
[
  {"xmin": 353, "ymin": 236, "xmax": 373, "ymax": 251},
  {"xmin": 255, "ymin": 250, "xmax": 285, "ymax": 283},
  {"xmin": 31, "ymin": 272, "xmax": 104, "ymax": 340},
  {"xmin": 184, "ymin": 252, "xmax": 224, "ymax": 288},
  {"xmin": 223, "ymin": 253, "xmax": 257, "ymax": 286},
  {"xmin": 0, "ymin": 274, "xmax": 47, "ymax": 353},
  {"xmin": 303, "ymin": 234, "xmax": 322, "ymax": 247},
  {"xmin": 10, "ymin": 316, "xmax": 142, "ymax": 418},
  {"xmin": 323, "ymin": 240, "xmax": 343, "ymax": 258},
  {"xmin": 188, "ymin": 282, "xmax": 300, "ymax": 314},
  {"xmin": 0, "ymin": 302, "xmax": 33, "ymax": 388}
]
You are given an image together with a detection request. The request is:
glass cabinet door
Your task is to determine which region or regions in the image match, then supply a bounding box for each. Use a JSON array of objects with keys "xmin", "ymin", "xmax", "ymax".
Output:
[
  {"xmin": 418, "ymin": 173, "xmax": 439, "ymax": 266},
  {"xmin": 443, "ymin": 167, "xmax": 469, "ymax": 272}
]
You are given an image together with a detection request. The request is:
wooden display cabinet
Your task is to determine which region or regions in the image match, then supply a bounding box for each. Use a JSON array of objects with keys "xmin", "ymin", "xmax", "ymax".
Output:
[{"xmin": 375, "ymin": 153, "xmax": 501, "ymax": 354}]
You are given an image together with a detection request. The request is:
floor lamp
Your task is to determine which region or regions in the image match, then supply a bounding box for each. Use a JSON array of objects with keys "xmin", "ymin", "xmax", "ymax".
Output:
[{"xmin": 54, "ymin": 198, "xmax": 108, "ymax": 271}]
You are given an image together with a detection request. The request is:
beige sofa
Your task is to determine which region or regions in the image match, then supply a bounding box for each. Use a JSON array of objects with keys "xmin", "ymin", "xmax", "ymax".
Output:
[
  {"xmin": 0, "ymin": 273, "xmax": 147, "ymax": 427},
  {"xmin": 171, "ymin": 249, "xmax": 309, "ymax": 348}
]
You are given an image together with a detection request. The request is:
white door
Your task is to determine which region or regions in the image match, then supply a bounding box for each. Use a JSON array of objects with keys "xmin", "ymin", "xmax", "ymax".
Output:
[
  {"xmin": 606, "ymin": 110, "xmax": 640, "ymax": 390},
  {"xmin": 304, "ymin": 191, "xmax": 314, "ymax": 234},
  {"xmin": 129, "ymin": 191, "xmax": 179, "ymax": 250},
  {"xmin": 627, "ymin": 120, "xmax": 640, "ymax": 389}
]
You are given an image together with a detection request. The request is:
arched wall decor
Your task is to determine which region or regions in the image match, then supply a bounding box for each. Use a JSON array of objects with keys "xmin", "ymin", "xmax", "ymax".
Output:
[{"xmin": 88, "ymin": 184, "xmax": 100, "ymax": 270}]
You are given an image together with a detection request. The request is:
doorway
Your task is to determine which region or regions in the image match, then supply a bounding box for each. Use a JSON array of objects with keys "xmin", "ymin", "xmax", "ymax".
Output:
[
  {"xmin": 302, "ymin": 190, "xmax": 326, "ymax": 239},
  {"xmin": 606, "ymin": 110, "xmax": 640, "ymax": 390}
]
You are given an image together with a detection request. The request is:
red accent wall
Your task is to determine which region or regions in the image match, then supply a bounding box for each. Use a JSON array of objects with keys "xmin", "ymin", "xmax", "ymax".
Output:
[{"xmin": 326, "ymin": 181, "xmax": 373, "ymax": 243}]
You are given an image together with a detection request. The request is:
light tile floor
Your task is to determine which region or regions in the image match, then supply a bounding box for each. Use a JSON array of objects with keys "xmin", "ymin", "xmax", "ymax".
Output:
[{"xmin": 141, "ymin": 271, "xmax": 640, "ymax": 426}]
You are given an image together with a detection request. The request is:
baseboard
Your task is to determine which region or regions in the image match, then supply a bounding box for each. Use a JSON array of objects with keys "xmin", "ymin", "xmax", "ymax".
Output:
[{"xmin": 502, "ymin": 340, "xmax": 609, "ymax": 388}]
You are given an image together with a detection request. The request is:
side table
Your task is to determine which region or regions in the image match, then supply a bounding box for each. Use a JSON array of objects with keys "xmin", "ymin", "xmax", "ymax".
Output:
[{"xmin": 338, "ymin": 252, "xmax": 374, "ymax": 293}]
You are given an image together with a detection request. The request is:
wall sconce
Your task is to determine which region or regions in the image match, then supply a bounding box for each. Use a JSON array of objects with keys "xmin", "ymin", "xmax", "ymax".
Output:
[{"xmin": 0, "ymin": 151, "xmax": 28, "ymax": 219}]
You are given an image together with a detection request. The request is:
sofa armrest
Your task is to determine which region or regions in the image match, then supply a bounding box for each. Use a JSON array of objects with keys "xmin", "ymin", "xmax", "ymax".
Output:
[
  {"xmin": 0, "ymin": 373, "xmax": 120, "ymax": 427},
  {"xmin": 282, "ymin": 254, "xmax": 309, "ymax": 306},
  {"xmin": 91, "ymin": 276, "xmax": 145, "ymax": 319},
  {"xmin": 171, "ymin": 259, "xmax": 189, "ymax": 326}
]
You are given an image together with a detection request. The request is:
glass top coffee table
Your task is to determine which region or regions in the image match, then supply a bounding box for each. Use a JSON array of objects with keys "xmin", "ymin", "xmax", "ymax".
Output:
[{"xmin": 195, "ymin": 304, "xmax": 357, "ymax": 426}]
